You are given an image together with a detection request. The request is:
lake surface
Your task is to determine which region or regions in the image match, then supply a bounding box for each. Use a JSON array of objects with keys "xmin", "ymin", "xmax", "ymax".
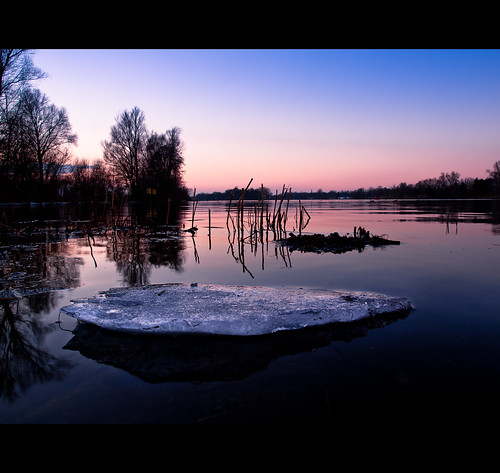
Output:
[{"xmin": 1, "ymin": 199, "xmax": 499, "ymax": 423}]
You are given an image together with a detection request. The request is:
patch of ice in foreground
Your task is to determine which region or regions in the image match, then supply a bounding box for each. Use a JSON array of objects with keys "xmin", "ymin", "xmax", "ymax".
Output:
[{"xmin": 60, "ymin": 283, "xmax": 412, "ymax": 336}]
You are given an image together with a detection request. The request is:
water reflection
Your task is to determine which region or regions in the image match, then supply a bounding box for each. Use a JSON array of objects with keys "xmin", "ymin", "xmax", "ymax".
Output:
[
  {"xmin": 391, "ymin": 199, "xmax": 500, "ymax": 229},
  {"xmin": 105, "ymin": 227, "xmax": 186, "ymax": 286},
  {"xmin": 0, "ymin": 240, "xmax": 83, "ymax": 294},
  {"xmin": 64, "ymin": 308, "xmax": 410, "ymax": 383},
  {"xmin": 2, "ymin": 200, "xmax": 498, "ymax": 297},
  {"xmin": 0, "ymin": 297, "xmax": 71, "ymax": 401},
  {"xmin": 1, "ymin": 201, "xmax": 189, "ymax": 292},
  {"xmin": 1, "ymin": 199, "xmax": 499, "ymax": 422}
]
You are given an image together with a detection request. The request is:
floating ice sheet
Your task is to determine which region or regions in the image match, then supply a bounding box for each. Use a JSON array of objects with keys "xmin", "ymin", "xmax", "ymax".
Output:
[{"xmin": 60, "ymin": 283, "xmax": 412, "ymax": 336}]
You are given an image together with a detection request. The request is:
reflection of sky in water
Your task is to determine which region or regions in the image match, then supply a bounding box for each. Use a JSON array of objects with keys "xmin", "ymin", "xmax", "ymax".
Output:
[
  {"xmin": 64, "ymin": 199, "xmax": 500, "ymax": 323},
  {"xmin": 1, "ymin": 199, "xmax": 500, "ymax": 422},
  {"xmin": 150, "ymin": 201, "xmax": 498, "ymax": 293}
]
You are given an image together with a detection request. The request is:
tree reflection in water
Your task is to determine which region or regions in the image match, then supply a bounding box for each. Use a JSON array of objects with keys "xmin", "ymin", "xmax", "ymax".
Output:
[
  {"xmin": 0, "ymin": 297, "xmax": 72, "ymax": 402},
  {"xmin": 106, "ymin": 227, "xmax": 186, "ymax": 286},
  {"xmin": 0, "ymin": 202, "xmax": 189, "ymax": 401},
  {"xmin": 0, "ymin": 240, "xmax": 83, "ymax": 294}
]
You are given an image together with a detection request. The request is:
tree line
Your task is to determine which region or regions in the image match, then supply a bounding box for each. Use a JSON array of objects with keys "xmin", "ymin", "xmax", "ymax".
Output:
[
  {"xmin": 0, "ymin": 49, "xmax": 188, "ymax": 203},
  {"xmin": 345, "ymin": 167, "xmax": 500, "ymax": 200},
  {"xmin": 197, "ymin": 167, "xmax": 500, "ymax": 201}
]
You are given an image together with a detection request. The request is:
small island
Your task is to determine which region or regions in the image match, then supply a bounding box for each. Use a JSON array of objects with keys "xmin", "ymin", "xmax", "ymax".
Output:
[{"xmin": 284, "ymin": 227, "xmax": 401, "ymax": 254}]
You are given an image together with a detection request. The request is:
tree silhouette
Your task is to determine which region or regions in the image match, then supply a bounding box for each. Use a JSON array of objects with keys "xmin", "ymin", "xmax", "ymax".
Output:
[
  {"xmin": 0, "ymin": 49, "xmax": 46, "ymax": 111},
  {"xmin": 487, "ymin": 161, "xmax": 500, "ymax": 181},
  {"xmin": 143, "ymin": 127, "xmax": 186, "ymax": 201},
  {"xmin": 102, "ymin": 107, "xmax": 148, "ymax": 199},
  {"xmin": 0, "ymin": 50, "xmax": 48, "ymax": 200},
  {"xmin": 19, "ymin": 88, "xmax": 77, "ymax": 186}
]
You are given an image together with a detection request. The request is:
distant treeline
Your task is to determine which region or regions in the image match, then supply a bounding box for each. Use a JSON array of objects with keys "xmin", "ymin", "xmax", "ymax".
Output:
[{"xmin": 196, "ymin": 169, "xmax": 500, "ymax": 201}]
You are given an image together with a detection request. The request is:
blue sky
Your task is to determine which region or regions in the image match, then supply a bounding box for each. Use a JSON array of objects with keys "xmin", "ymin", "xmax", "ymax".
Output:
[{"xmin": 33, "ymin": 49, "xmax": 500, "ymax": 192}]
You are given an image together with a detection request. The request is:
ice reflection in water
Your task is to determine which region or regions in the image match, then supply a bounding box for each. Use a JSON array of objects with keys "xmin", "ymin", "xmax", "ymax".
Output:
[{"xmin": 64, "ymin": 308, "xmax": 411, "ymax": 383}]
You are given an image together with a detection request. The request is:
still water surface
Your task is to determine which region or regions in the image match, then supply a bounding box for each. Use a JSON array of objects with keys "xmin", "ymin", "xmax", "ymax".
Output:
[{"xmin": 1, "ymin": 199, "xmax": 499, "ymax": 423}]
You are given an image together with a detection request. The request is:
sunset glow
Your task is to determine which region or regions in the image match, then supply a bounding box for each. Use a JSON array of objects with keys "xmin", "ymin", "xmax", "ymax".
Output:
[{"xmin": 33, "ymin": 49, "xmax": 500, "ymax": 193}]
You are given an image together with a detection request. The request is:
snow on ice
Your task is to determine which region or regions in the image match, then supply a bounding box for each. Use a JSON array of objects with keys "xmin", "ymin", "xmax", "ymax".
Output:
[{"xmin": 59, "ymin": 283, "xmax": 412, "ymax": 336}]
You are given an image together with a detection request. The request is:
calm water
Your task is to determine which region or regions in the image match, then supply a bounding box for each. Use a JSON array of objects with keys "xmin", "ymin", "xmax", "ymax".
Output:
[{"xmin": 1, "ymin": 199, "xmax": 499, "ymax": 423}]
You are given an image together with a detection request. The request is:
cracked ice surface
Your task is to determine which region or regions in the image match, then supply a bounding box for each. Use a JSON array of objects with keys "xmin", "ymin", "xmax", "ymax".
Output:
[{"xmin": 60, "ymin": 283, "xmax": 412, "ymax": 336}]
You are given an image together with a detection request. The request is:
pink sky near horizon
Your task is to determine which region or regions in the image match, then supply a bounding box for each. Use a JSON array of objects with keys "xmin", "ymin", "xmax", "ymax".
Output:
[
  {"xmin": 184, "ymin": 140, "xmax": 499, "ymax": 193},
  {"xmin": 32, "ymin": 49, "xmax": 500, "ymax": 193}
]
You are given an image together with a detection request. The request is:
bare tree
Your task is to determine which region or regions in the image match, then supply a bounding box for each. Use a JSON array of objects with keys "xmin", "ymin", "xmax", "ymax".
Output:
[
  {"xmin": 143, "ymin": 126, "xmax": 186, "ymax": 198},
  {"xmin": 0, "ymin": 49, "xmax": 46, "ymax": 112},
  {"xmin": 487, "ymin": 161, "xmax": 500, "ymax": 181},
  {"xmin": 438, "ymin": 171, "xmax": 461, "ymax": 189},
  {"xmin": 19, "ymin": 88, "xmax": 77, "ymax": 185},
  {"xmin": 1, "ymin": 50, "xmax": 46, "ymax": 193},
  {"xmin": 102, "ymin": 107, "xmax": 147, "ymax": 197},
  {"xmin": 67, "ymin": 158, "xmax": 111, "ymax": 202}
]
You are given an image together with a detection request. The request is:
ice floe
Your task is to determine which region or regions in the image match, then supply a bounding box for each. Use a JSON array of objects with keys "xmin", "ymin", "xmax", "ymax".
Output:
[{"xmin": 60, "ymin": 283, "xmax": 412, "ymax": 336}]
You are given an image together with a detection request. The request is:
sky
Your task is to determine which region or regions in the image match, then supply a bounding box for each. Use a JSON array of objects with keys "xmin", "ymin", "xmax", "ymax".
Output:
[{"xmin": 32, "ymin": 49, "xmax": 500, "ymax": 193}]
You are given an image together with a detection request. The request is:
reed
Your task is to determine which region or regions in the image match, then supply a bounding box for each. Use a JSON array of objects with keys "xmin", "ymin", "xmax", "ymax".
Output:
[
  {"xmin": 219, "ymin": 180, "xmax": 302, "ymax": 278},
  {"xmin": 227, "ymin": 187, "xmax": 235, "ymax": 227},
  {"xmin": 224, "ymin": 180, "xmax": 299, "ymax": 247},
  {"xmin": 190, "ymin": 188, "xmax": 198, "ymax": 232},
  {"xmin": 166, "ymin": 197, "xmax": 171, "ymax": 227}
]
